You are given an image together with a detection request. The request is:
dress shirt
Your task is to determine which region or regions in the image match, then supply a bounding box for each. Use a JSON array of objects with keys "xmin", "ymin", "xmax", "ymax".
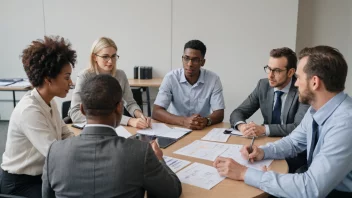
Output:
[
  {"xmin": 69, "ymin": 69, "xmax": 141, "ymax": 125},
  {"xmin": 245, "ymin": 92, "xmax": 352, "ymax": 198},
  {"xmin": 1, "ymin": 88, "xmax": 74, "ymax": 176},
  {"xmin": 154, "ymin": 68, "xmax": 225, "ymax": 117}
]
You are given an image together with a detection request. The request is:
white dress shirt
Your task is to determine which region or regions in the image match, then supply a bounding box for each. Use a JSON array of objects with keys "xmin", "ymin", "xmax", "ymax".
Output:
[{"xmin": 1, "ymin": 88, "xmax": 74, "ymax": 176}]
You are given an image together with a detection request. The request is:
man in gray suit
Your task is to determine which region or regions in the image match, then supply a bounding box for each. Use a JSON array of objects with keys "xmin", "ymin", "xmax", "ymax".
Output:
[
  {"xmin": 42, "ymin": 75, "xmax": 182, "ymax": 198},
  {"xmin": 230, "ymin": 47, "xmax": 309, "ymax": 172}
]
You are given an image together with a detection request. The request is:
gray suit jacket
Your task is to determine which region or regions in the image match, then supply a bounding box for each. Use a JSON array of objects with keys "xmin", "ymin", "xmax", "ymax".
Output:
[
  {"xmin": 230, "ymin": 77, "xmax": 309, "ymax": 137},
  {"xmin": 42, "ymin": 126, "xmax": 182, "ymax": 198}
]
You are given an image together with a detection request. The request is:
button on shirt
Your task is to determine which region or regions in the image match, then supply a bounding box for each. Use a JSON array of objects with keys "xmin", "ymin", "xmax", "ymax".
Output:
[
  {"xmin": 245, "ymin": 92, "xmax": 352, "ymax": 198},
  {"xmin": 154, "ymin": 68, "xmax": 225, "ymax": 117},
  {"xmin": 1, "ymin": 88, "xmax": 74, "ymax": 176}
]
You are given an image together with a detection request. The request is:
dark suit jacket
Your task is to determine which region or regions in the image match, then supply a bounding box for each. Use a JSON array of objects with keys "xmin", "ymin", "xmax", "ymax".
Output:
[
  {"xmin": 42, "ymin": 126, "xmax": 182, "ymax": 198},
  {"xmin": 230, "ymin": 77, "xmax": 309, "ymax": 137}
]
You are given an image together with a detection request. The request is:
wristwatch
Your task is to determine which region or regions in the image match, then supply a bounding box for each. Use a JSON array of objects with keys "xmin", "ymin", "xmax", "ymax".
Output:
[{"xmin": 206, "ymin": 117, "xmax": 212, "ymax": 126}]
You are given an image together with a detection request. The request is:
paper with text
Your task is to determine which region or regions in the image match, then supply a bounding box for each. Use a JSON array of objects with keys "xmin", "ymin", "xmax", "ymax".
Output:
[
  {"xmin": 201, "ymin": 128, "xmax": 230, "ymax": 142},
  {"xmin": 163, "ymin": 156, "xmax": 191, "ymax": 173},
  {"xmin": 174, "ymin": 140, "xmax": 230, "ymax": 161},
  {"xmin": 115, "ymin": 126, "xmax": 132, "ymax": 138},
  {"xmin": 177, "ymin": 162, "xmax": 225, "ymax": 190},
  {"xmin": 220, "ymin": 145, "xmax": 273, "ymax": 170},
  {"xmin": 137, "ymin": 123, "xmax": 190, "ymax": 139}
]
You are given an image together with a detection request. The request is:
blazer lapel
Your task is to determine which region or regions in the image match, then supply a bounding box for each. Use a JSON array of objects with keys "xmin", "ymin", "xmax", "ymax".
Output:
[
  {"xmin": 282, "ymin": 82, "xmax": 297, "ymax": 124},
  {"xmin": 267, "ymin": 87, "xmax": 274, "ymax": 124}
]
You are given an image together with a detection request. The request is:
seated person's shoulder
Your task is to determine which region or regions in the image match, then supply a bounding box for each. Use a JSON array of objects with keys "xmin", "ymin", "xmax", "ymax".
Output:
[
  {"xmin": 77, "ymin": 68, "xmax": 95, "ymax": 80},
  {"xmin": 164, "ymin": 68, "xmax": 182, "ymax": 81}
]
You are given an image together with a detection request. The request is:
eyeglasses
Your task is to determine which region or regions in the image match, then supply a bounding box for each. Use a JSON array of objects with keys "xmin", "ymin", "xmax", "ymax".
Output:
[
  {"xmin": 264, "ymin": 65, "xmax": 287, "ymax": 75},
  {"xmin": 182, "ymin": 56, "xmax": 203, "ymax": 64},
  {"xmin": 95, "ymin": 54, "xmax": 120, "ymax": 62}
]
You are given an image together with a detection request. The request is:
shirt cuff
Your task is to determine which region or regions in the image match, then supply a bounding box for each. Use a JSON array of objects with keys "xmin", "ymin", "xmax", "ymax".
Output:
[
  {"xmin": 265, "ymin": 125, "xmax": 270, "ymax": 136},
  {"xmin": 244, "ymin": 168, "xmax": 264, "ymax": 188},
  {"xmin": 260, "ymin": 146, "xmax": 273, "ymax": 160},
  {"xmin": 234, "ymin": 121, "xmax": 246, "ymax": 130},
  {"xmin": 120, "ymin": 115, "xmax": 131, "ymax": 126}
]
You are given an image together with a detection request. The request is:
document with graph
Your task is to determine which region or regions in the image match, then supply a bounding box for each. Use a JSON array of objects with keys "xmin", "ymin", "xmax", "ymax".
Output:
[
  {"xmin": 176, "ymin": 162, "xmax": 225, "ymax": 190},
  {"xmin": 219, "ymin": 144, "xmax": 273, "ymax": 170},
  {"xmin": 173, "ymin": 140, "xmax": 230, "ymax": 161}
]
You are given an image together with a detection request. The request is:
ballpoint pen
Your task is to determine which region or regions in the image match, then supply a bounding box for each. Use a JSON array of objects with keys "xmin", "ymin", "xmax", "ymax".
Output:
[{"xmin": 248, "ymin": 136, "xmax": 256, "ymax": 162}]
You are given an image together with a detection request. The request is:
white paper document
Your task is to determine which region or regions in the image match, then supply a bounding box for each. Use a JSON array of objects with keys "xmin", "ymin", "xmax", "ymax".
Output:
[
  {"xmin": 201, "ymin": 128, "xmax": 230, "ymax": 142},
  {"xmin": 220, "ymin": 145, "xmax": 273, "ymax": 170},
  {"xmin": 176, "ymin": 162, "xmax": 225, "ymax": 190},
  {"xmin": 163, "ymin": 156, "xmax": 191, "ymax": 173},
  {"xmin": 115, "ymin": 126, "xmax": 132, "ymax": 138},
  {"xmin": 174, "ymin": 140, "xmax": 230, "ymax": 161},
  {"xmin": 137, "ymin": 123, "xmax": 191, "ymax": 139}
]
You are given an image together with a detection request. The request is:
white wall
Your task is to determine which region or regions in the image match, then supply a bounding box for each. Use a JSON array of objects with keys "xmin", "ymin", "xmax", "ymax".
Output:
[
  {"xmin": 0, "ymin": 0, "xmax": 45, "ymax": 120},
  {"xmin": 296, "ymin": 0, "xmax": 352, "ymax": 95},
  {"xmin": 0, "ymin": 0, "xmax": 299, "ymax": 123},
  {"xmin": 172, "ymin": 0, "xmax": 299, "ymax": 122}
]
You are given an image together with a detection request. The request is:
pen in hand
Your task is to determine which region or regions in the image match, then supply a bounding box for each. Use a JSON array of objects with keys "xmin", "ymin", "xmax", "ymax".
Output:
[{"xmin": 248, "ymin": 136, "xmax": 256, "ymax": 162}]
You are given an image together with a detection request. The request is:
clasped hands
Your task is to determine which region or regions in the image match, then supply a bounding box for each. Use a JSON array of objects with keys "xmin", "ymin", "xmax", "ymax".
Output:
[
  {"xmin": 237, "ymin": 122, "xmax": 266, "ymax": 137},
  {"xmin": 182, "ymin": 114, "xmax": 208, "ymax": 130},
  {"xmin": 213, "ymin": 144, "xmax": 266, "ymax": 181}
]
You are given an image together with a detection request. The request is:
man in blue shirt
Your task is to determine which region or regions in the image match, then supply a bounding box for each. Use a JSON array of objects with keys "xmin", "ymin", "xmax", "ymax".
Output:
[
  {"xmin": 214, "ymin": 46, "xmax": 352, "ymax": 197},
  {"xmin": 153, "ymin": 40, "xmax": 225, "ymax": 130}
]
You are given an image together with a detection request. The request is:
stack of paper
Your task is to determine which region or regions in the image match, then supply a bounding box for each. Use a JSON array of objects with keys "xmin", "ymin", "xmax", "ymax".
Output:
[
  {"xmin": 201, "ymin": 128, "xmax": 230, "ymax": 142},
  {"xmin": 115, "ymin": 126, "xmax": 132, "ymax": 138},
  {"xmin": 176, "ymin": 162, "xmax": 225, "ymax": 190},
  {"xmin": 137, "ymin": 123, "xmax": 191, "ymax": 139},
  {"xmin": 174, "ymin": 140, "xmax": 230, "ymax": 161},
  {"xmin": 163, "ymin": 156, "xmax": 191, "ymax": 173}
]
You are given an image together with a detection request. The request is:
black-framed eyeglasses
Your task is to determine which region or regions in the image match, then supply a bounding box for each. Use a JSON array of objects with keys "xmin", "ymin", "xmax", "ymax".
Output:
[
  {"xmin": 182, "ymin": 56, "xmax": 203, "ymax": 64},
  {"xmin": 95, "ymin": 54, "xmax": 120, "ymax": 62},
  {"xmin": 264, "ymin": 65, "xmax": 287, "ymax": 75}
]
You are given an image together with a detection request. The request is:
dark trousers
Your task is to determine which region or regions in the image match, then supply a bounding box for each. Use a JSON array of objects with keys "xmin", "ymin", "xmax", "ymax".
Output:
[
  {"xmin": 0, "ymin": 169, "xmax": 42, "ymax": 198},
  {"xmin": 286, "ymin": 150, "xmax": 307, "ymax": 173}
]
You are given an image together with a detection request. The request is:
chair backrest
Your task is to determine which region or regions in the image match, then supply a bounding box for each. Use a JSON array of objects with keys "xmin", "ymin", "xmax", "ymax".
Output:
[
  {"xmin": 61, "ymin": 101, "xmax": 71, "ymax": 119},
  {"xmin": 123, "ymin": 88, "xmax": 143, "ymax": 117}
]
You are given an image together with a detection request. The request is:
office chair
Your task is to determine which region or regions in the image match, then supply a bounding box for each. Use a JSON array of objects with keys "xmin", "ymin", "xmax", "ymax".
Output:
[
  {"xmin": 123, "ymin": 88, "xmax": 143, "ymax": 117},
  {"xmin": 61, "ymin": 101, "xmax": 72, "ymax": 124}
]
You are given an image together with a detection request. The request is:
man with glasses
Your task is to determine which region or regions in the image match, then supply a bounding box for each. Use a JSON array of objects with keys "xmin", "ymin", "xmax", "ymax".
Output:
[
  {"xmin": 214, "ymin": 46, "xmax": 352, "ymax": 198},
  {"xmin": 230, "ymin": 47, "xmax": 309, "ymax": 172},
  {"xmin": 153, "ymin": 40, "xmax": 225, "ymax": 130}
]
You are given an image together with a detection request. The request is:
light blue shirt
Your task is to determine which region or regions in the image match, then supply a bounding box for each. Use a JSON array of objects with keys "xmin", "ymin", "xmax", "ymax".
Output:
[
  {"xmin": 245, "ymin": 92, "xmax": 352, "ymax": 198},
  {"xmin": 154, "ymin": 68, "xmax": 225, "ymax": 117}
]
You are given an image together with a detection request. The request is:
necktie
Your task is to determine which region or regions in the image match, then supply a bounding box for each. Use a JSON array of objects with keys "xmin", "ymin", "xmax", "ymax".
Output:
[
  {"xmin": 308, "ymin": 119, "xmax": 319, "ymax": 166},
  {"xmin": 272, "ymin": 91, "xmax": 284, "ymax": 124}
]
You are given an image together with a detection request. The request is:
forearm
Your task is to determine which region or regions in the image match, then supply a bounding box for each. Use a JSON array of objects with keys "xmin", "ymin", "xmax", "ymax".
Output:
[
  {"xmin": 152, "ymin": 106, "xmax": 185, "ymax": 126},
  {"xmin": 208, "ymin": 109, "xmax": 224, "ymax": 125}
]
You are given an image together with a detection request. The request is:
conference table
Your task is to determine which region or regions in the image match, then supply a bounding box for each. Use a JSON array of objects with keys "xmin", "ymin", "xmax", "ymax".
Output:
[{"xmin": 68, "ymin": 122, "xmax": 288, "ymax": 198}]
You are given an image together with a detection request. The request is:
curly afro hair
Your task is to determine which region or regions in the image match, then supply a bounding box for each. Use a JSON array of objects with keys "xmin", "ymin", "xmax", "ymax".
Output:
[{"xmin": 21, "ymin": 36, "xmax": 77, "ymax": 87}]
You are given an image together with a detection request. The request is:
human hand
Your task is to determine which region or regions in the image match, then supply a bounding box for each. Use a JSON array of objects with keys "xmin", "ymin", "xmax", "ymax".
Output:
[
  {"xmin": 150, "ymin": 140, "xmax": 163, "ymax": 160},
  {"xmin": 213, "ymin": 156, "xmax": 248, "ymax": 181},
  {"xmin": 240, "ymin": 144, "xmax": 265, "ymax": 163}
]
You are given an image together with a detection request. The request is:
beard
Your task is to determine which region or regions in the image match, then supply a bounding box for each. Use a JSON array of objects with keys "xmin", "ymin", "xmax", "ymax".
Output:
[{"xmin": 299, "ymin": 86, "xmax": 315, "ymax": 105}]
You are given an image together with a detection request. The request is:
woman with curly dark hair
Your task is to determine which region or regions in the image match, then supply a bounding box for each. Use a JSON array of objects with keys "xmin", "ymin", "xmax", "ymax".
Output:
[{"xmin": 0, "ymin": 36, "xmax": 76, "ymax": 197}]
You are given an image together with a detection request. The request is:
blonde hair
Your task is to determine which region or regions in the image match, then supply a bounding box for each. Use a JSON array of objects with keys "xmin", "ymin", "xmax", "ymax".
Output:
[{"xmin": 88, "ymin": 37, "xmax": 117, "ymax": 77}]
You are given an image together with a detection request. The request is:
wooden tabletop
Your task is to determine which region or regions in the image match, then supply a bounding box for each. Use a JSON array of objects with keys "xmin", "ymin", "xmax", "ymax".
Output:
[
  {"xmin": 128, "ymin": 78, "xmax": 163, "ymax": 87},
  {"xmin": 0, "ymin": 86, "xmax": 32, "ymax": 91},
  {"xmin": 68, "ymin": 122, "xmax": 288, "ymax": 198}
]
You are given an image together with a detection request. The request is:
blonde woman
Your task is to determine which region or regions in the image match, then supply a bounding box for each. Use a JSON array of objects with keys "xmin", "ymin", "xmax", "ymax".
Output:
[{"xmin": 68, "ymin": 37, "xmax": 150, "ymax": 128}]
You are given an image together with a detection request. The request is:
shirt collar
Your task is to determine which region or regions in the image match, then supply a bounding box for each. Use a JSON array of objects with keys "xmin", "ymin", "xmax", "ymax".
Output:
[
  {"xmin": 85, "ymin": 124, "xmax": 116, "ymax": 131},
  {"xmin": 180, "ymin": 68, "xmax": 205, "ymax": 84},
  {"xmin": 32, "ymin": 88, "xmax": 52, "ymax": 114},
  {"xmin": 310, "ymin": 92, "xmax": 347, "ymax": 126},
  {"xmin": 273, "ymin": 78, "xmax": 292, "ymax": 94}
]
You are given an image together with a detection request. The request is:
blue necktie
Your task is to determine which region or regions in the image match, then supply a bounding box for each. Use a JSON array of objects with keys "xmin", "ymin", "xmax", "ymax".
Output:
[
  {"xmin": 308, "ymin": 119, "xmax": 319, "ymax": 166},
  {"xmin": 272, "ymin": 91, "xmax": 284, "ymax": 124}
]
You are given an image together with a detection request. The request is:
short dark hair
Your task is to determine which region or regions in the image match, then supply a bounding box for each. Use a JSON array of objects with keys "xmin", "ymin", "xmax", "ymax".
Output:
[
  {"xmin": 80, "ymin": 74, "xmax": 123, "ymax": 117},
  {"xmin": 184, "ymin": 40, "xmax": 207, "ymax": 57},
  {"xmin": 21, "ymin": 36, "xmax": 77, "ymax": 87},
  {"xmin": 270, "ymin": 47, "xmax": 297, "ymax": 70},
  {"xmin": 299, "ymin": 45, "xmax": 348, "ymax": 93}
]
